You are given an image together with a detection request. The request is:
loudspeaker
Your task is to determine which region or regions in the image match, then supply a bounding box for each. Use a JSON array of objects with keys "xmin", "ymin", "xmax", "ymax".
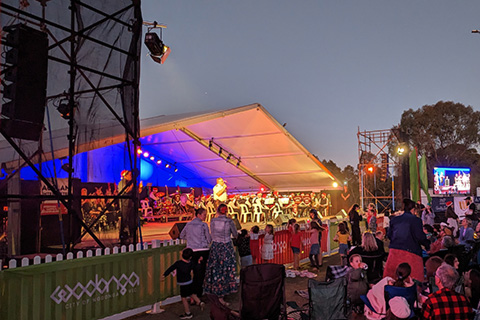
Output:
[
  {"xmin": 232, "ymin": 217, "xmax": 242, "ymax": 230},
  {"xmin": 274, "ymin": 214, "xmax": 289, "ymax": 226},
  {"xmin": 1, "ymin": 24, "xmax": 48, "ymax": 141},
  {"xmin": 169, "ymin": 222, "xmax": 187, "ymax": 239}
]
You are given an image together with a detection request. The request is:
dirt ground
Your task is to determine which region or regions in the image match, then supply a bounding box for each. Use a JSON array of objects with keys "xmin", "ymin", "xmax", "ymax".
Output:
[{"xmin": 126, "ymin": 252, "xmax": 343, "ymax": 320}]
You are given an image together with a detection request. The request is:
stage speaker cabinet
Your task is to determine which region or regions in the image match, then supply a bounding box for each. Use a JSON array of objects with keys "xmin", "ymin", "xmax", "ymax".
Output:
[
  {"xmin": 274, "ymin": 214, "xmax": 289, "ymax": 226},
  {"xmin": 232, "ymin": 217, "xmax": 242, "ymax": 230},
  {"xmin": 169, "ymin": 222, "xmax": 187, "ymax": 240}
]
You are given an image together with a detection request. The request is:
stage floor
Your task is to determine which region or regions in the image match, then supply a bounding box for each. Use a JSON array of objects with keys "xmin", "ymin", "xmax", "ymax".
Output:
[{"xmin": 74, "ymin": 216, "xmax": 313, "ymax": 250}]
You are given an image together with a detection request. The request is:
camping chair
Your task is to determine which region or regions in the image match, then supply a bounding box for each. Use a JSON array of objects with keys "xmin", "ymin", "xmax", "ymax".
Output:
[
  {"xmin": 240, "ymin": 263, "xmax": 287, "ymax": 320},
  {"xmin": 360, "ymin": 254, "xmax": 384, "ymax": 283},
  {"xmin": 309, "ymin": 277, "xmax": 347, "ymax": 320},
  {"xmin": 206, "ymin": 294, "xmax": 240, "ymax": 320},
  {"xmin": 384, "ymin": 284, "xmax": 417, "ymax": 318},
  {"xmin": 140, "ymin": 200, "xmax": 154, "ymax": 221}
]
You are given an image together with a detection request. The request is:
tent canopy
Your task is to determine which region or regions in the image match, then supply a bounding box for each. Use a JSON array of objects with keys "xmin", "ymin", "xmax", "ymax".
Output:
[{"xmin": 0, "ymin": 103, "xmax": 340, "ymax": 193}]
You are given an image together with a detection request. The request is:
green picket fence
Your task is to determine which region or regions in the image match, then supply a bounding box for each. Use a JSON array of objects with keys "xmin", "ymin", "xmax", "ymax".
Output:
[
  {"xmin": 0, "ymin": 241, "xmax": 185, "ymax": 320},
  {"xmin": 0, "ymin": 218, "xmax": 339, "ymax": 320}
]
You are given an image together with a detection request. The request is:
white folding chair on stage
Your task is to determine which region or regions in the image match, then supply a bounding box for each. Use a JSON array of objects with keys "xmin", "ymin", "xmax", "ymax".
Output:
[
  {"xmin": 272, "ymin": 204, "xmax": 283, "ymax": 220},
  {"xmin": 252, "ymin": 204, "xmax": 264, "ymax": 223},
  {"xmin": 206, "ymin": 202, "xmax": 216, "ymax": 222},
  {"xmin": 140, "ymin": 200, "xmax": 154, "ymax": 221},
  {"xmin": 239, "ymin": 204, "xmax": 252, "ymax": 223},
  {"xmin": 227, "ymin": 205, "xmax": 239, "ymax": 220}
]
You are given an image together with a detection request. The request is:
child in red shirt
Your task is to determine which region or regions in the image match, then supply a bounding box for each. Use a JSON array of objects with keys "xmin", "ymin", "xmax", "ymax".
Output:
[{"xmin": 290, "ymin": 223, "xmax": 302, "ymax": 270}]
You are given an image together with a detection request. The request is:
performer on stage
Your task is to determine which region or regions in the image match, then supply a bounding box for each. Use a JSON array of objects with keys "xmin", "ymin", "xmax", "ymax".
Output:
[
  {"xmin": 318, "ymin": 192, "xmax": 329, "ymax": 217},
  {"xmin": 118, "ymin": 170, "xmax": 135, "ymax": 245},
  {"xmin": 213, "ymin": 177, "xmax": 228, "ymax": 207}
]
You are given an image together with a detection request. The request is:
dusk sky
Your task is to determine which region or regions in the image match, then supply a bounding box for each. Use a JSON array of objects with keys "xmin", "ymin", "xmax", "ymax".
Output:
[{"xmin": 140, "ymin": 1, "xmax": 480, "ymax": 169}]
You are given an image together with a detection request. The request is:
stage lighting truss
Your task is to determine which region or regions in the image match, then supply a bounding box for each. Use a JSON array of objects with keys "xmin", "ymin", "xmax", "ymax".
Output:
[
  {"xmin": 136, "ymin": 147, "xmax": 178, "ymax": 172},
  {"xmin": 208, "ymin": 138, "xmax": 241, "ymax": 168},
  {"xmin": 143, "ymin": 21, "xmax": 170, "ymax": 64}
]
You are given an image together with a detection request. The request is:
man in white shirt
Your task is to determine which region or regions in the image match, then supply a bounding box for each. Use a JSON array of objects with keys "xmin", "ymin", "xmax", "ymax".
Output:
[{"xmin": 213, "ymin": 177, "xmax": 227, "ymax": 207}]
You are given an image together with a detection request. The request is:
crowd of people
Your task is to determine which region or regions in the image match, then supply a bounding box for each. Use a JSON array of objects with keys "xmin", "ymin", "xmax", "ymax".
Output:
[{"xmin": 159, "ymin": 183, "xmax": 480, "ymax": 319}]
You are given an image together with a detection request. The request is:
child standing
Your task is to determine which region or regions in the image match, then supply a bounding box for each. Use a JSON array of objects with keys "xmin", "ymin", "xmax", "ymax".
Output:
[
  {"xmin": 262, "ymin": 224, "xmax": 274, "ymax": 263},
  {"xmin": 346, "ymin": 254, "xmax": 369, "ymax": 316},
  {"xmin": 235, "ymin": 229, "xmax": 253, "ymax": 268},
  {"xmin": 162, "ymin": 248, "xmax": 205, "ymax": 319},
  {"xmin": 290, "ymin": 223, "xmax": 302, "ymax": 270},
  {"xmin": 334, "ymin": 222, "xmax": 351, "ymax": 266},
  {"xmin": 308, "ymin": 221, "xmax": 322, "ymax": 270},
  {"xmin": 250, "ymin": 225, "xmax": 260, "ymax": 264}
]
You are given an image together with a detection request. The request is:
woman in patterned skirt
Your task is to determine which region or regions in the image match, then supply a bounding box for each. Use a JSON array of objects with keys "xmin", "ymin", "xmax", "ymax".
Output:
[{"xmin": 204, "ymin": 204, "xmax": 238, "ymax": 306}]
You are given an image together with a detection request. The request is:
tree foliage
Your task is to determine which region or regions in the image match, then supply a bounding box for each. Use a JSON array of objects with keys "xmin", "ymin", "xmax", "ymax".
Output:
[
  {"xmin": 398, "ymin": 101, "xmax": 480, "ymax": 165},
  {"xmin": 321, "ymin": 159, "xmax": 360, "ymax": 204},
  {"xmin": 396, "ymin": 100, "xmax": 480, "ymax": 191}
]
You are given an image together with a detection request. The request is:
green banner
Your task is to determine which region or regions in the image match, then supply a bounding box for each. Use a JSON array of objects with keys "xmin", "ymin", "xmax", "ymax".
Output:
[
  {"xmin": 419, "ymin": 154, "xmax": 432, "ymax": 204},
  {"xmin": 0, "ymin": 244, "xmax": 185, "ymax": 320},
  {"xmin": 409, "ymin": 149, "xmax": 420, "ymax": 202}
]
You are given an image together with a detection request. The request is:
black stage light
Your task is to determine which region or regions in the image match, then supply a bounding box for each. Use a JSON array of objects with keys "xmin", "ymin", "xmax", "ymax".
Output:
[
  {"xmin": 144, "ymin": 32, "xmax": 164, "ymax": 56},
  {"xmin": 57, "ymin": 102, "xmax": 71, "ymax": 120}
]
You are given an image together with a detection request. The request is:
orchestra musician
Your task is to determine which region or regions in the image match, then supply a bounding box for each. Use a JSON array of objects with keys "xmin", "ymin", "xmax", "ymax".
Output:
[
  {"xmin": 213, "ymin": 177, "xmax": 228, "ymax": 207},
  {"xmin": 149, "ymin": 187, "xmax": 161, "ymax": 207},
  {"xmin": 318, "ymin": 192, "xmax": 329, "ymax": 216}
]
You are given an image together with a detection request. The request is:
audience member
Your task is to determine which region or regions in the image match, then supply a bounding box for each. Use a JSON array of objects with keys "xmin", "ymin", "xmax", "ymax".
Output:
[
  {"xmin": 349, "ymin": 204, "xmax": 362, "ymax": 246},
  {"xmin": 204, "ymin": 204, "xmax": 238, "ymax": 307},
  {"xmin": 385, "ymin": 296, "xmax": 411, "ymax": 320},
  {"xmin": 162, "ymin": 248, "xmax": 205, "ymax": 319},
  {"xmin": 364, "ymin": 263, "xmax": 414, "ymax": 319},
  {"xmin": 367, "ymin": 203, "xmax": 377, "ymax": 233},
  {"xmin": 464, "ymin": 268, "xmax": 480, "ymax": 310},
  {"xmin": 179, "ymin": 208, "xmax": 212, "ymax": 297},
  {"xmin": 384, "ymin": 199, "xmax": 430, "ymax": 282},
  {"xmin": 346, "ymin": 254, "xmax": 369, "ymax": 315},
  {"xmin": 422, "ymin": 203, "xmax": 435, "ymax": 226},
  {"xmin": 421, "ymin": 263, "xmax": 473, "ymax": 320},
  {"xmin": 307, "ymin": 221, "xmax": 323, "ymax": 269},
  {"xmin": 290, "ymin": 223, "xmax": 302, "ymax": 270},
  {"xmin": 459, "ymin": 218, "xmax": 475, "ymax": 250},
  {"xmin": 234, "ymin": 229, "xmax": 252, "ymax": 268},
  {"xmin": 262, "ymin": 224, "xmax": 274, "ymax": 263},
  {"xmin": 445, "ymin": 201, "xmax": 459, "ymax": 236},
  {"xmin": 334, "ymin": 222, "xmax": 351, "ymax": 266},
  {"xmin": 250, "ymin": 225, "xmax": 260, "ymax": 264}
]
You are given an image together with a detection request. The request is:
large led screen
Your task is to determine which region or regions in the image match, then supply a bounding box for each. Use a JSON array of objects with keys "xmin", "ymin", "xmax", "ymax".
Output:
[{"xmin": 433, "ymin": 167, "xmax": 470, "ymax": 195}]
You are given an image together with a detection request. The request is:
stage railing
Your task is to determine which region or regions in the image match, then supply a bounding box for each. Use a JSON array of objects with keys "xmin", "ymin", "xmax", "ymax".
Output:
[{"xmin": 0, "ymin": 219, "xmax": 342, "ymax": 320}]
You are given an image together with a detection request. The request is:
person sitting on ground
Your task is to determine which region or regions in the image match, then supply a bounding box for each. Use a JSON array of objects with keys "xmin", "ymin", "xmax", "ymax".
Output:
[
  {"xmin": 346, "ymin": 254, "xmax": 369, "ymax": 315},
  {"xmin": 364, "ymin": 263, "xmax": 414, "ymax": 320},
  {"xmin": 423, "ymin": 224, "xmax": 437, "ymax": 244},
  {"xmin": 421, "ymin": 263, "xmax": 473, "ymax": 320},
  {"xmin": 458, "ymin": 218, "xmax": 475, "ymax": 251},
  {"xmin": 384, "ymin": 296, "xmax": 412, "ymax": 320},
  {"xmin": 375, "ymin": 230, "xmax": 386, "ymax": 260},
  {"xmin": 349, "ymin": 231, "xmax": 382, "ymax": 257},
  {"xmin": 464, "ymin": 268, "xmax": 480, "ymax": 310},
  {"xmin": 162, "ymin": 248, "xmax": 205, "ymax": 319}
]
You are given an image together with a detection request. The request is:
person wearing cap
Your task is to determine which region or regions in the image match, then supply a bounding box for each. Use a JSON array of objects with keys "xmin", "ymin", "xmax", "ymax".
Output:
[
  {"xmin": 445, "ymin": 201, "xmax": 459, "ymax": 236},
  {"xmin": 384, "ymin": 199, "xmax": 430, "ymax": 282},
  {"xmin": 465, "ymin": 196, "xmax": 478, "ymax": 230},
  {"xmin": 421, "ymin": 263, "xmax": 473, "ymax": 320}
]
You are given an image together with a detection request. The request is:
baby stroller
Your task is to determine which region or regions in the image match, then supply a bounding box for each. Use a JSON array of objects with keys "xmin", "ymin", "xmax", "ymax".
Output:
[{"xmin": 240, "ymin": 263, "xmax": 287, "ymax": 320}]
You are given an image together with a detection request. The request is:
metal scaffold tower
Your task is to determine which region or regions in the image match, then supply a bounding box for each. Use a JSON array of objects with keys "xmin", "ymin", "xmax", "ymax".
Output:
[{"xmin": 357, "ymin": 128, "xmax": 404, "ymax": 213}]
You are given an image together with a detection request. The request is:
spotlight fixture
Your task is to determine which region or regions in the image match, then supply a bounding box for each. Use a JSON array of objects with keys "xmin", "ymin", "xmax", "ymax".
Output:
[
  {"xmin": 218, "ymin": 148, "xmax": 223, "ymax": 156},
  {"xmin": 144, "ymin": 22, "xmax": 171, "ymax": 65},
  {"xmin": 150, "ymin": 156, "xmax": 154, "ymax": 161},
  {"xmin": 156, "ymin": 160, "xmax": 162, "ymax": 165},
  {"xmin": 226, "ymin": 154, "xmax": 232, "ymax": 161},
  {"xmin": 209, "ymin": 139, "xmax": 213, "ymax": 150},
  {"xmin": 174, "ymin": 168, "xmax": 178, "ymax": 173},
  {"xmin": 165, "ymin": 163, "xmax": 171, "ymax": 169},
  {"xmin": 137, "ymin": 148, "xmax": 143, "ymax": 155},
  {"xmin": 57, "ymin": 99, "xmax": 71, "ymax": 120},
  {"xmin": 143, "ymin": 152, "xmax": 149, "ymax": 157},
  {"xmin": 236, "ymin": 158, "xmax": 241, "ymax": 168}
]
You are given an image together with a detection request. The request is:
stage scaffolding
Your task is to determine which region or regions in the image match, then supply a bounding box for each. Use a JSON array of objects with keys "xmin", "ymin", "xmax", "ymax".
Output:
[
  {"xmin": 0, "ymin": 0, "xmax": 142, "ymax": 256},
  {"xmin": 357, "ymin": 128, "xmax": 405, "ymax": 213}
]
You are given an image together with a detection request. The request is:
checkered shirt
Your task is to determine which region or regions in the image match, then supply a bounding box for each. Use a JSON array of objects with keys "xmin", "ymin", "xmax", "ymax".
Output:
[{"xmin": 421, "ymin": 287, "xmax": 473, "ymax": 320}]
